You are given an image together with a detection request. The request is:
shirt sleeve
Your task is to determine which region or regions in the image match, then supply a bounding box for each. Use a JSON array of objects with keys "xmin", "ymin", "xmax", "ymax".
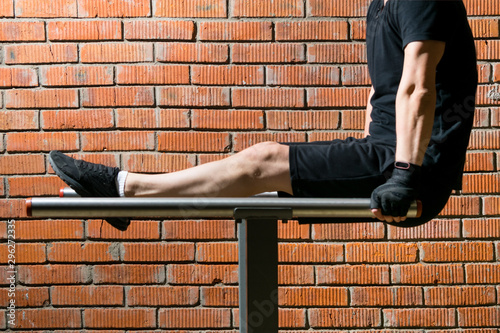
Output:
[{"xmin": 395, "ymin": 0, "xmax": 459, "ymax": 48}]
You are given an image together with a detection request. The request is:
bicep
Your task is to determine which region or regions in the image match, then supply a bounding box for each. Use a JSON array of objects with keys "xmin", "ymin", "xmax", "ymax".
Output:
[{"xmin": 400, "ymin": 40, "xmax": 445, "ymax": 90}]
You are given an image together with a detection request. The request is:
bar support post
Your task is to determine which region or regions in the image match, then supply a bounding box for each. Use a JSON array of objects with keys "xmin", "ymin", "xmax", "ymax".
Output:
[{"xmin": 236, "ymin": 208, "xmax": 291, "ymax": 333}]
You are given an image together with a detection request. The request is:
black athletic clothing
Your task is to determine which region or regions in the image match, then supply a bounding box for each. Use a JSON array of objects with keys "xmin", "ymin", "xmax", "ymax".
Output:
[{"xmin": 285, "ymin": 0, "xmax": 477, "ymax": 227}]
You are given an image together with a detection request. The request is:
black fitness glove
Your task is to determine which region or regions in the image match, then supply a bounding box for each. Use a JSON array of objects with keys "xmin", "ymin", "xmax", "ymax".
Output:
[{"xmin": 370, "ymin": 162, "xmax": 421, "ymax": 217}]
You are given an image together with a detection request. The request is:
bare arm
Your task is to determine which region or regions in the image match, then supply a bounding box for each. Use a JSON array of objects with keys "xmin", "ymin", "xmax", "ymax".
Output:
[
  {"xmin": 395, "ymin": 40, "xmax": 445, "ymax": 165},
  {"xmin": 364, "ymin": 86, "xmax": 375, "ymax": 137}
]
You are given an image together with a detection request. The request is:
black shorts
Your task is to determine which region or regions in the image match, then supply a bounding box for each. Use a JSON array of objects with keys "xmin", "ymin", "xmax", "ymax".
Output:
[{"xmin": 282, "ymin": 137, "xmax": 453, "ymax": 227}]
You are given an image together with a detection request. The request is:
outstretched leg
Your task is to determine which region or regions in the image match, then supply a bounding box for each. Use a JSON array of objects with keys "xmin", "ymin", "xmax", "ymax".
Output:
[{"xmin": 125, "ymin": 142, "xmax": 293, "ymax": 197}]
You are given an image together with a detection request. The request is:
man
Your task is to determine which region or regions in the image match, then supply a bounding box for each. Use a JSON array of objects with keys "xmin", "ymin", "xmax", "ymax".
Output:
[{"xmin": 49, "ymin": 0, "xmax": 477, "ymax": 231}]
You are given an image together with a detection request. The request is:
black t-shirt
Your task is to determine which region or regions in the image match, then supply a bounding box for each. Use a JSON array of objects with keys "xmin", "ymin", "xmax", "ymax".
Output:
[{"xmin": 366, "ymin": 0, "xmax": 478, "ymax": 189}]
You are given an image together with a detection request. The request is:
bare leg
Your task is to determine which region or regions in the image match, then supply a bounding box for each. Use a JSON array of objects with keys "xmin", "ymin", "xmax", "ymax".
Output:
[{"xmin": 124, "ymin": 142, "xmax": 293, "ymax": 197}]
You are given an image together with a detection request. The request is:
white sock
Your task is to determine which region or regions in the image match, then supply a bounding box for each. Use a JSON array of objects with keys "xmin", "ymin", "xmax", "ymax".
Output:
[{"xmin": 115, "ymin": 171, "xmax": 128, "ymax": 197}]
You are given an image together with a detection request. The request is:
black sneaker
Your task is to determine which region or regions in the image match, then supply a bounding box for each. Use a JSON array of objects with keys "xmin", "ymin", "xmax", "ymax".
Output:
[{"xmin": 49, "ymin": 151, "xmax": 130, "ymax": 231}]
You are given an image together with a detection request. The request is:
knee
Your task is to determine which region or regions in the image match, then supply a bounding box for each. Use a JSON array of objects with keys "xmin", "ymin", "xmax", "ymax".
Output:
[{"xmin": 238, "ymin": 142, "xmax": 286, "ymax": 178}]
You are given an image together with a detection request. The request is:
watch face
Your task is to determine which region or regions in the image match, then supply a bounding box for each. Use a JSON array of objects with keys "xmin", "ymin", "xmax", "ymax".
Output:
[{"xmin": 394, "ymin": 161, "xmax": 411, "ymax": 170}]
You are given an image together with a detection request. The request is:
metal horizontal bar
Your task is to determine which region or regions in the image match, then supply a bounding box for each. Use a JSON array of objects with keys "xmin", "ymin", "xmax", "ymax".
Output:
[{"xmin": 27, "ymin": 197, "xmax": 421, "ymax": 219}]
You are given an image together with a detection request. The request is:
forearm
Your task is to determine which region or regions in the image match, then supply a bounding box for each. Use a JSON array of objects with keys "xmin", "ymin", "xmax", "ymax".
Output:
[
  {"xmin": 395, "ymin": 87, "xmax": 436, "ymax": 165},
  {"xmin": 364, "ymin": 87, "xmax": 375, "ymax": 137}
]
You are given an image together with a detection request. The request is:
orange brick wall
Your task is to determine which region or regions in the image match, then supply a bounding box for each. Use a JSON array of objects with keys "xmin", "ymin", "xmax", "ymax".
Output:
[{"xmin": 0, "ymin": 0, "xmax": 499, "ymax": 331}]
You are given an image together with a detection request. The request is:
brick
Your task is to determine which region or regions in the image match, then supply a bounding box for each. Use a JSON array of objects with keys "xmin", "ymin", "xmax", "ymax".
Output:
[
  {"xmin": 0, "ymin": 21, "xmax": 44, "ymax": 41},
  {"xmin": 10, "ymin": 220, "xmax": 84, "ymax": 240},
  {"xmin": 0, "ymin": 67, "xmax": 38, "ymax": 88},
  {"xmin": 351, "ymin": 19, "xmax": 367, "ymax": 40},
  {"xmin": 6, "ymin": 132, "xmax": 79, "ymax": 152},
  {"xmin": 0, "ymin": 110, "xmax": 38, "ymax": 130},
  {"xmin": 123, "ymin": 242, "xmax": 194, "ymax": 262},
  {"xmin": 81, "ymin": 131, "xmax": 155, "ymax": 151},
  {"xmin": 0, "ymin": 0, "xmax": 13, "ymax": 17},
  {"xmin": 159, "ymin": 308, "xmax": 231, "ymax": 329},
  {"xmin": 464, "ymin": 0, "xmax": 500, "ymax": 16},
  {"xmin": 492, "ymin": 107, "xmax": 500, "ymax": 125},
  {"xmin": 157, "ymin": 87, "xmax": 230, "ymax": 107},
  {"xmin": 478, "ymin": 85, "xmax": 500, "ymax": 106},
  {"xmin": 81, "ymin": 43, "xmax": 153, "ymax": 63},
  {"xmin": 197, "ymin": 242, "xmax": 237, "ymax": 263},
  {"xmin": 462, "ymin": 174, "xmax": 500, "ymax": 194},
  {"xmin": 201, "ymin": 286, "xmax": 238, "ymax": 306},
  {"xmin": 192, "ymin": 65, "xmax": 264, "ymax": 85},
  {"xmin": 473, "ymin": 108, "xmax": 489, "ymax": 127},
  {"xmin": 387, "ymin": 219, "xmax": 461, "ymax": 240},
  {"xmin": 0, "ymin": 199, "xmax": 28, "ymax": 218},
  {"xmin": 123, "ymin": 153, "xmax": 194, "ymax": 173},
  {"xmin": 470, "ymin": 18, "xmax": 500, "ymax": 38},
  {"xmin": 341, "ymin": 110, "xmax": 366, "ymax": 129},
  {"xmin": 18, "ymin": 265, "xmax": 91, "ymax": 285},
  {"xmin": 48, "ymin": 242, "xmax": 120, "ymax": 262},
  {"xmin": 82, "ymin": 86, "xmax": 154, "ymax": 107},
  {"xmin": 94, "ymin": 264, "xmax": 165, "ymax": 284},
  {"xmin": 465, "ymin": 152, "xmax": 495, "ymax": 172},
  {"xmin": 78, "ymin": 0, "xmax": 150, "ymax": 17},
  {"xmin": 199, "ymin": 21, "xmax": 272, "ymax": 41},
  {"xmin": 312, "ymin": 222, "xmax": 384, "ymax": 240},
  {"xmin": 279, "ymin": 243, "xmax": 343, "ymax": 263},
  {"xmin": 155, "ymin": 0, "xmax": 226, "ymax": 18},
  {"xmin": 13, "ymin": 309, "xmax": 81, "ymax": 329},
  {"xmin": 52, "ymin": 285, "xmax": 123, "ymax": 306},
  {"xmin": 384, "ymin": 308, "xmax": 455, "ymax": 328},
  {"xmin": 478, "ymin": 63, "xmax": 491, "ymax": 83},
  {"xmin": 0, "ymin": 287, "xmax": 49, "ymax": 307},
  {"xmin": 233, "ymin": 0, "xmax": 304, "ymax": 17},
  {"xmin": 116, "ymin": 64, "xmax": 189, "ymax": 85},
  {"xmin": 167, "ymin": 264, "xmax": 238, "ymax": 285},
  {"xmin": 267, "ymin": 110, "xmax": 340, "ymax": 130},
  {"xmin": 267, "ymin": 65, "xmax": 340, "ymax": 86},
  {"xmin": 48, "ymin": 20, "xmax": 121, "ymax": 40},
  {"xmin": 309, "ymin": 43, "xmax": 367, "ymax": 63},
  {"xmin": 421, "ymin": 241, "xmax": 494, "ymax": 263},
  {"xmin": 280, "ymin": 287, "xmax": 348, "ymax": 306},
  {"xmin": 425, "ymin": 286, "xmax": 496, "ymax": 306},
  {"xmin": 0, "ymin": 180, "xmax": 4, "ymax": 197},
  {"xmin": 8, "ymin": 175, "xmax": 65, "ymax": 196},
  {"xmin": 308, "ymin": 0, "xmax": 371, "ymax": 17},
  {"xmin": 464, "ymin": 218, "xmax": 500, "ymax": 238},
  {"xmin": 484, "ymin": 197, "xmax": 500, "ymax": 215},
  {"xmin": 309, "ymin": 131, "xmax": 364, "ymax": 141},
  {"xmin": 279, "ymin": 265, "xmax": 315, "ymax": 285},
  {"xmin": 198, "ymin": 153, "xmax": 229, "ymax": 164},
  {"xmin": 41, "ymin": 65, "xmax": 114, "ymax": 87},
  {"xmin": 346, "ymin": 242, "xmax": 418, "ymax": 263},
  {"xmin": 88, "ymin": 219, "xmax": 160, "ymax": 240},
  {"xmin": 233, "ymin": 132, "xmax": 306, "ymax": 151},
  {"xmin": 476, "ymin": 39, "xmax": 500, "ymax": 61},
  {"xmin": 157, "ymin": 42, "xmax": 228, "ymax": 63},
  {"xmin": 5, "ymin": 89, "xmax": 78, "ymax": 109},
  {"xmin": 439, "ymin": 196, "xmax": 481, "ymax": 217},
  {"xmin": 84, "ymin": 308, "xmax": 156, "ymax": 329},
  {"xmin": 116, "ymin": 108, "xmax": 189, "ymax": 129},
  {"xmin": 5, "ymin": 44, "xmax": 78, "ymax": 64},
  {"xmin": 0, "ymin": 243, "xmax": 45, "ymax": 263},
  {"xmin": 465, "ymin": 263, "xmax": 500, "ymax": 284},
  {"xmin": 352, "ymin": 286, "xmax": 422, "ymax": 306},
  {"xmin": 458, "ymin": 307, "xmax": 500, "ymax": 327},
  {"xmin": 128, "ymin": 286, "xmax": 198, "ymax": 306},
  {"xmin": 233, "ymin": 43, "xmax": 305, "ymax": 63},
  {"xmin": 317, "ymin": 265, "xmax": 389, "ymax": 285},
  {"xmin": 392, "ymin": 264, "xmax": 464, "ymax": 285},
  {"xmin": 276, "ymin": 21, "xmax": 348, "ymax": 41},
  {"xmin": 15, "ymin": 0, "xmax": 77, "ymax": 17},
  {"xmin": 124, "ymin": 20, "xmax": 194, "ymax": 40},
  {"xmin": 233, "ymin": 88, "xmax": 304, "ymax": 108},
  {"xmin": 192, "ymin": 109, "xmax": 264, "ymax": 129},
  {"xmin": 158, "ymin": 132, "xmax": 230, "ymax": 152},
  {"xmin": 308, "ymin": 87, "xmax": 370, "ymax": 107},
  {"xmin": 163, "ymin": 220, "xmax": 235, "ymax": 240},
  {"xmin": 278, "ymin": 220, "xmax": 310, "ymax": 240},
  {"xmin": 42, "ymin": 109, "xmax": 113, "ymax": 130},
  {"xmin": 309, "ymin": 308, "xmax": 381, "ymax": 328},
  {"xmin": 342, "ymin": 65, "xmax": 371, "ymax": 85}
]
